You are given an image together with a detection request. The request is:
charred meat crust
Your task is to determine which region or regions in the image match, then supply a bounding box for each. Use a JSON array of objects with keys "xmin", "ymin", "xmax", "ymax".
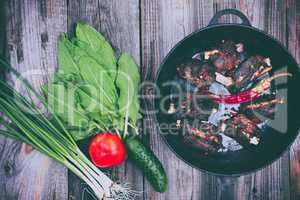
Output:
[
  {"xmin": 233, "ymin": 55, "xmax": 271, "ymax": 90},
  {"xmin": 177, "ymin": 60, "xmax": 215, "ymax": 89},
  {"xmin": 172, "ymin": 40, "xmax": 284, "ymax": 152},
  {"xmin": 211, "ymin": 42, "xmax": 240, "ymax": 72},
  {"xmin": 224, "ymin": 114, "xmax": 261, "ymax": 146},
  {"xmin": 183, "ymin": 124, "xmax": 223, "ymax": 152}
]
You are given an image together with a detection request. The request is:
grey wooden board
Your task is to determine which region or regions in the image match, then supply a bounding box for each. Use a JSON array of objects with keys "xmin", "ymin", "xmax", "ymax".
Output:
[
  {"xmin": 0, "ymin": 0, "xmax": 68, "ymax": 199},
  {"xmin": 0, "ymin": 0, "xmax": 299, "ymax": 200},
  {"xmin": 288, "ymin": 0, "xmax": 300, "ymax": 200}
]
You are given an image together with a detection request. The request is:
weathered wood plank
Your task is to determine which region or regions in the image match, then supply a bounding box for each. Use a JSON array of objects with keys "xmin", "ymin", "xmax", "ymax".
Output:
[
  {"xmin": 66, "ymin": 1, "xmax": 102, "ymax": 198},
  {"xmin": 204, "ymin": 1, "xmax": 291, "ymax": 200},
  {"xmin": 66, "ymin": 0, "xmax": 142, "ymax": 199},
  {"xmin": 209, "ymin": 1, "xmax": 250, "ymax": 200},
  {"xmin": 0, "ymin": 0, "xmax": 298, "ymax": 199},
  {"xmin": 0, "ymin": 0, "xmax": 68, "ymax": 199},
  {"xmin": 234, "ymin": 1, "xmax": 290, "ymax": 200},
  {"xmin": 0, "ymin": 0, "xmax": 5, "ymax": 59},
  {"xmin": 288, "ymin": 0, "xmax": 300, "ymax": 200},
  {"xmin": 140, "ymin": 1, "xmax": 225, "ymax": 200}
]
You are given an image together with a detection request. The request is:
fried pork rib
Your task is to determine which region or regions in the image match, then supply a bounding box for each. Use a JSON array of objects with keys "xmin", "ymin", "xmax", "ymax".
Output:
[
  {"xmin": 177, "ymin": 93, "xmax": 217, "ymax": 121},
  {"xmin": 241, "ymin": 94, "xmax": 283, "ymax": 123},
  {"xmin": 184, "ymin": 124, "xmax": 223, "ymax": 152},
  {"xmin": 205, "ymin": 40, "xmax": 247, "ymax": 74},
  {"xmin": 233, "ymin": 55, "xmax": 272, "ymax": 90},
  {"xmin": 177, "ymin": 61, "xmax": 215, "ymax": 89},
  {"xmin": 224, "ymin": 114, "xmax": 261, "ymax": 146},
  {"xmin": 173, "ymin": 40, "xmax": 284, "ymax": 151}
]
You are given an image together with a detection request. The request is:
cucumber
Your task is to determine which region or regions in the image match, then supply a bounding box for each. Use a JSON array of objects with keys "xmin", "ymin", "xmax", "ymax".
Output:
[{"xmin": 125, "ymin": 136, "xmax": 167, "ymax": 192}]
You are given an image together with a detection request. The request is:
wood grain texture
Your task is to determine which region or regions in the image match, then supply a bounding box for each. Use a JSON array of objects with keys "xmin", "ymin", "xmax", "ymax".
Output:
[
  {"xmin": 141, "ymin": 0, "xmax": 295, "ymax": 200},
  {"xmin": 0, "ymin": 0, "xmax": 68, "ymax": 200},
  {"xmin": 207, "ymin": 1, "xmax": 291, "ymax": 200},
  {"xmin": 0, "ymin": 0, "xmax": 299, "ymax": 199},
  {"xmin": 0, "ymin": 0, "xmax": 5, "ymax": 59},
  {"xmin": 288, "ymin": 0, "xmax": 300, "ymax": 200},
  {"xmin": 140, "ymin": 1, "xmax": 219, "ymax": 200},
  {"xmin": 66, "ymin": 0, "xmax": 143, "ymax": 199},
  {"xmin": 235, "ymin": 1, "xmax": 291, "ymax": 200}
]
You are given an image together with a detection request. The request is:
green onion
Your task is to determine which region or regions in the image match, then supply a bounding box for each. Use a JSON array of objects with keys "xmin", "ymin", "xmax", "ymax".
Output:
[{"xmin": 0, "ymin": 59, "xmax": 136, "ymax": 200}]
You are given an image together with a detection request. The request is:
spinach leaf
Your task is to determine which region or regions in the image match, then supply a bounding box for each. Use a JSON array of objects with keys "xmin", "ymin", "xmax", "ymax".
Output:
[
  {"xmin": 62, "ymin": 38, "xmax": 117, "ymax": 105},
  {"xmin": 67, "ymin": 127, "xmax": 94, "ymax": 141},
  {"xmin": 46, "ymin": 24, "xmax": 143, "ymax": 140},
  {"xmin": 57, "ymin": 34, "xmax": 81, "ymax": 76},
  {"xmin": 116, "ymin": 53, "xmax": 141, "ymax": 126},
  {"xmin": 58, "ymin": 35, "xmax": 119, "ymax": 117},
  {"xmin": 88, "ymin": 112, "xmax": 112, "ymax": 126},
  {"xmin": 76, "ymin": 56, "xmax": 118, "ymax": 111},
  {"xmin": 48, "ymin": 116, "xmax": 93, "ymax": 141},
  {"xmin": 45, "ymin": 83, "xmax": 89, "ymax": 128},
  {"xmin": 76, "ymin": 85, "xmax": 118, "ymax": 118},
  {"xmin": 76, "ymin": 23, "xmax": 117, "ymax": 74}
]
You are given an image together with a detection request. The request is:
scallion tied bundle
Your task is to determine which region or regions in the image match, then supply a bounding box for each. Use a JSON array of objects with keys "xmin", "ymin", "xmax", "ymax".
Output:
[{"xmin": 0, "ymin": 59, "xmax": 136, "ymax": 200}]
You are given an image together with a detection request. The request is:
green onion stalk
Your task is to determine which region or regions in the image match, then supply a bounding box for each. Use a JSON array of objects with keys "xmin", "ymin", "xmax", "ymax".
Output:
[{"xmin": 0, "ymin": 59, "xmax": 136, "ymax": 200}]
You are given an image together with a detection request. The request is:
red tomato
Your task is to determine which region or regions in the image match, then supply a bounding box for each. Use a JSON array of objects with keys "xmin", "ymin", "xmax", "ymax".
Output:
[{"xmin": 89, "ymin": 133, "xmax": 126, "ymax": 167}]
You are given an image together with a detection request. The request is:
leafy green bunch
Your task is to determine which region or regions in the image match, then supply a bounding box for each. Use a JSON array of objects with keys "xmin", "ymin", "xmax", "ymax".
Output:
[{"xmin": 44, "ymin": 23, "xmax": 141, "ymax": 140}]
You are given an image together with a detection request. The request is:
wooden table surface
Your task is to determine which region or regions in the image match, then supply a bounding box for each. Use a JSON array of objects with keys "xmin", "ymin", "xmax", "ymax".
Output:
[{"xmin": 0, "ymin": 0, "xmax": 299, "ymax": 200}]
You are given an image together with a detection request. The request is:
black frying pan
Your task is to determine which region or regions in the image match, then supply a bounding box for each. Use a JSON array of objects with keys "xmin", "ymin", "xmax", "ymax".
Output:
[{"xmin": 155, "ymin": 9, "xmax": 300, "ymax": 175}]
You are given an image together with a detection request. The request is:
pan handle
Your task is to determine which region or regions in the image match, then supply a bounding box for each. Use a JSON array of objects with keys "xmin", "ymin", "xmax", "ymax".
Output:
[
  {"xmin": 208, "ymin": 9, "xmax": 251, "ymax": 27},
  {"xmin": 218, "ymin": 176, "xmax": 239, "ymax": 200}
]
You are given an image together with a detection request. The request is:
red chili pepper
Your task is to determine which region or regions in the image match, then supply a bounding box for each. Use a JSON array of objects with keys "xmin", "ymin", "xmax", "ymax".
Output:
[
  {"xmin": 205, "ymin": 73, "xmax": 291, "ymax": 105},
  {"xmin": 205, "ymin": 90, "xmax": 258, "ymax": 104},
  {"xmin": 219, "ymin": 90, "xmax": 260, "ymax": 104}
]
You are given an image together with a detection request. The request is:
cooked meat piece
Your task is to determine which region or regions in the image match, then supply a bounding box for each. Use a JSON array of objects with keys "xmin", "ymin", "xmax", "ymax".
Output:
[
  {"xmin": 231, "ymin": 114, "xmax": 257, "ymax": 134},
  {"xmin": 220, "ymin": 40, "xmax": 237, "ymax": 55},
  {"xmin": 184, "ymin": 125, "xmax": 223, "ymax": 152},
  {"xmin": 224, "ymin": 114, "xmax": 261, "ymax": 146},
  {"xmin": 177, "ymin": 60, "xmax": 215, "ymax": 89},
  {"xmin": 175, "ymin": 40, "xmax": 280, "ymax": 152},
  {"xmin": 209, "ymin": 41, "xmax": 241, "ymax": 73},
  {"xmin": 184, "ymin": 134, "xmax": 220, "ymax": 152},
  {"xmin": 233, "ymin": 55, "xmax": 271, "ymax": 90},
  {"xmin": 178, "ymin": 93, "xmax": 217, "ymax": 120},
  {"xmin": 241, "ymin": 94, "xmax": 283, "ymax": 123},
  {"xmin": 198, "ymin": 63, "xmax": 215, "ymax": 84}
]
